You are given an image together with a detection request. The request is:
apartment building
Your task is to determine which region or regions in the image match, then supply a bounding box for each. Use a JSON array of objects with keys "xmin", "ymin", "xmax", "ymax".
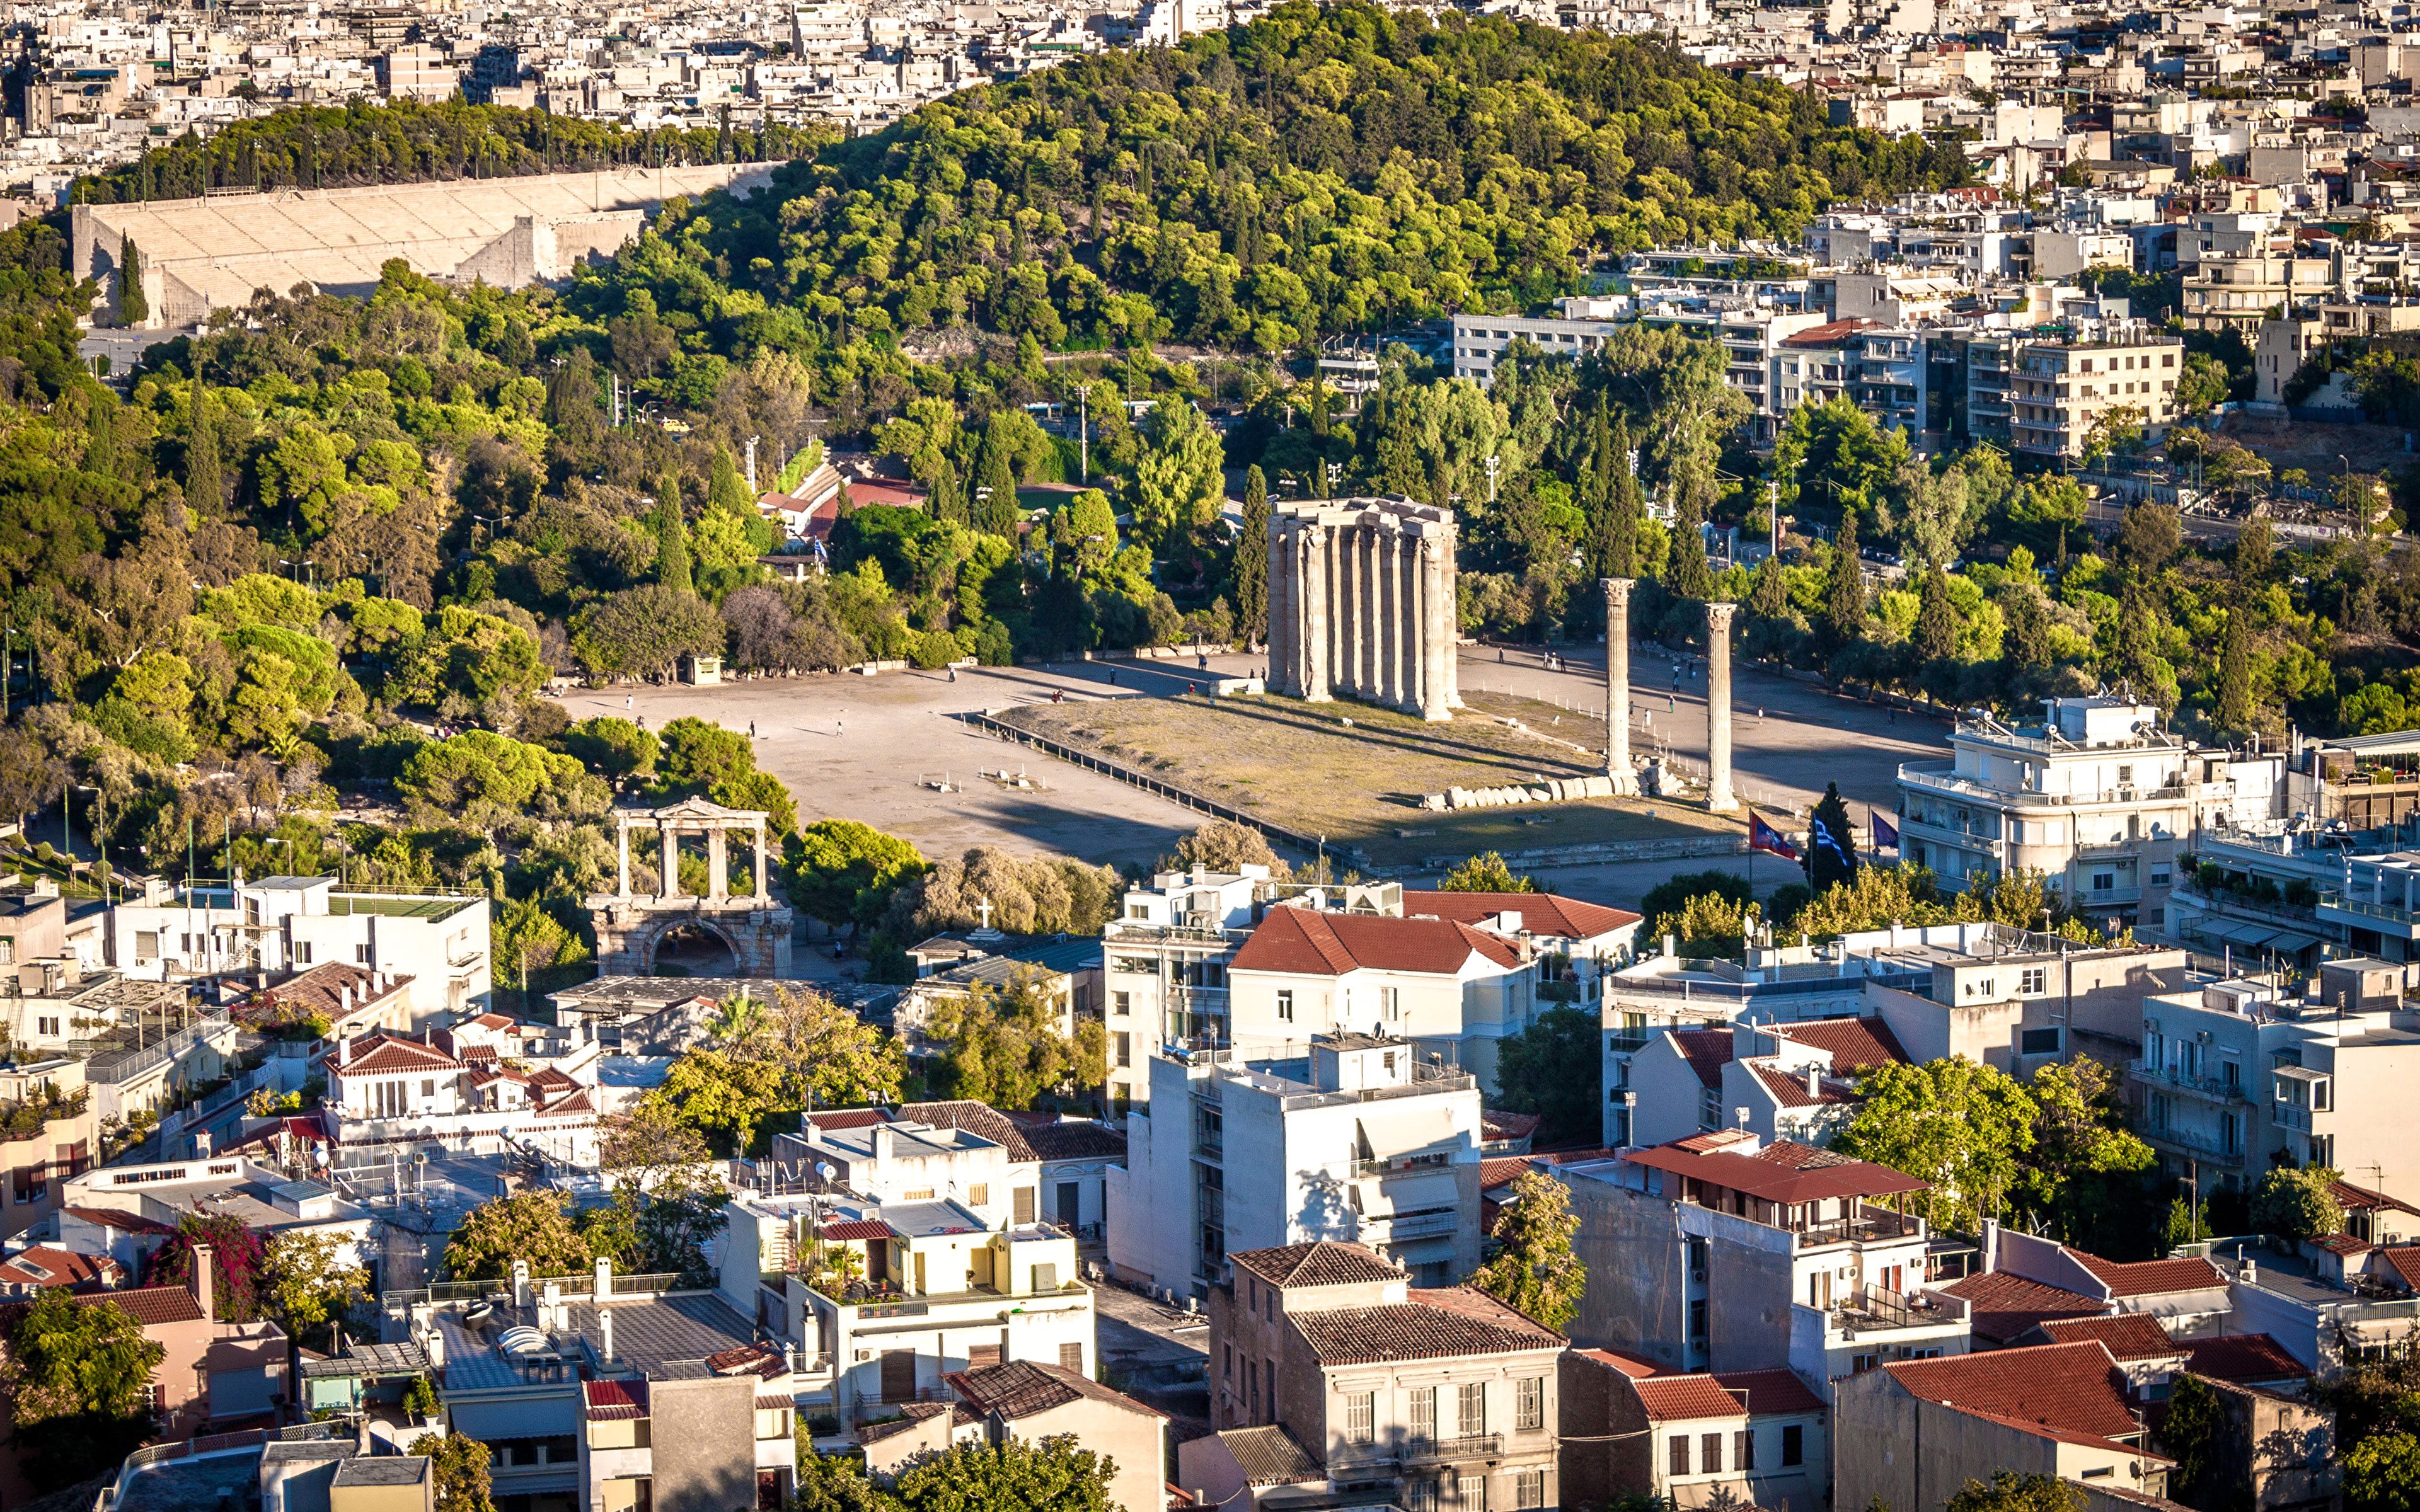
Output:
[
  {"xmin": 103, "ymin": 874, "xmax": 492, "ymax": 1027},
  {"xmin": 1553, "ymin": 1130, "xmax": 1968, "ymax": 1388},
  {"xmin": 1100, "ymin": 865, "xmax": 1270, "ymax": 1107},
  {"xmin": 861, "ymin": 1360, "xmax": 1168, "ymax": 1512},
  {"xmin": 1395, "ymin": 890, "xmax": 1640, "ymax": 1012},
  {"xmin": 1227, "ymin": 904, "xmax": 1539, "ymax": 1092},
  {"xmin": 1588, "ymin": 1366, "xmax": 1831, "ymax": 1512},
  {"xmin": 1897, "ymin": 697, "xmax": 2283, "ymax": 931},
  {"xmin": 724, "ymin": 1117, "xmax": 1097, "ymax": 1427},
  {"xmin": 2133, "ymin": 961, "xmax": 2420, "ymax": 1205},
  {"xmin": 321, "ymin": 1028, "xmax": 602, "ymax": 1166},
  {"xmin": 1627, "ymin": 1015, "xmax": 1912, "ymax": 1148},
  {"xmin": 2008, "ymin": 331, "xmax": 2187, "ymax": 457},
  {"xmin": 1183, "ymin": 1241, "xmax": 1564, "ymax": 1512},
  {"xmin": 1109, "ymin": 1033, "xmax": 1485, "ymax": 1297}
]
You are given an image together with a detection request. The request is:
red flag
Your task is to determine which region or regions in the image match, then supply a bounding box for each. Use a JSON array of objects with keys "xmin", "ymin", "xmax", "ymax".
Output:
[{"xmin": 1749, "ymin": 810, "xmax": 1801, "ymax": 862}]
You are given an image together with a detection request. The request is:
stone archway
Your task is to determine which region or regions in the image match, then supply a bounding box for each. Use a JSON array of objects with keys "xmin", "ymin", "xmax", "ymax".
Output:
[
  {"xmin": 647, "ymin": 919, "xmax": 742, "ymax": 978},
  {"xmin": 587, "ymin": 798, "xmax": 795, "ymax": 979}
]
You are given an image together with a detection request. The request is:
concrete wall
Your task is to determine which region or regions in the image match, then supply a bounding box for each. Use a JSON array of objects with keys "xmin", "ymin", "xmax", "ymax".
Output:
[
  {"xmin": 1559, "ymin": 1352, "xmax": 1650, "ymax": 1508},
  {"xmin": 650, "ymin": 1374, "xmax": 759, "ymax": 1512}
]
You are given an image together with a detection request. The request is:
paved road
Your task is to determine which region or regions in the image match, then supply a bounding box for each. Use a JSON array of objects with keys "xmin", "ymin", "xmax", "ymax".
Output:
[{"xmin": 596, "ymin": 638, "xmax": 1945, "ymax": 914}]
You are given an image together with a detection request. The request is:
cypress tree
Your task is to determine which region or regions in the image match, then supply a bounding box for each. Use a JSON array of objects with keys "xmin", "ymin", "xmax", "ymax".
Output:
[
  {"xmin": 2216, "ymin": 608, "xmax": 2255, "ymax": 735},
  {"xmin": 976, "ymin": 444, "xmax": 1018, "ymax": 536},
  {"xmin": 1669, "ymin": 494, "xmax": 1715, "ymax": 601},
  {"xmin": 1915, "ymin": 566, "xmax": 1957, "ymax": 662},
  {"xmin": 1237, "ymin": 464, "xmax": 1270, "ymax": 646},
  {"xmin": 1749, "ymin": 554, "xmax": 1788, "ymax": 620},
  {"xmin": 1806, "ymin": 781, "xmax": 1860, "ymax": 893},
  {"xmin": 1823, "ymin": 513, "xmax": 1867, "ymax": 648},
  {"xmin": 930, "ymin": 458, "xmax": 967, "ymax": 525},
  {"xmin": 654, "ymin": 474, "xmax": 693, "ymax": 595},
  {"xmin": 117, "ymin": 235, "xmax": 147, "ymax": 325},
  {"xmin": 184, "ymin": 395, "xmax": 224, "ymax": 514}
]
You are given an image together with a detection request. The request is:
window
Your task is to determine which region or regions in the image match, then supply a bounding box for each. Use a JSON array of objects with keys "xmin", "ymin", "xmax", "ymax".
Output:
[
  {"xmin": 1411, "ymin": 1385, "xmax": 1437, "ymax": 1442},
  {"xmin": 1276, "ymin": 989, "xmax": 1294, "ymax": 1023},
  {"xmin": 1781, "ymin": 1424, "xmax": 1804, "ymax": 1467},
  {"xmin": 356, "ymin": 944, "xmax": 372, "ymax": 965},
  {"xmin": 0, "ymin": 937, "xmax": 12, "ymax": 964},
  {"xmin": 1407, "ymin": 1482, "xmax": 1438, "ymax": 1512},
  {"xmin": 134, "ymin": 931, "xmax": 159, "ymax": 962},
  {"xmin": 2081, "ymin": 1467, "xmax": 2116, "ymax": 1481},
  {"xmin": 1112, "ymin": 992, "xmax": 1131, "ymax": 1017},
  {"xmin": 1516, "ymin": 1377, "xmax": 1543, "ymax": 1431},
  {"xmin": 2020, "ymin": 967, "xmax": 2046, "ymax": 995},
  {"xmin": 1514, "ymin": 1470, "xmax": 1545, "ymax": 1510},
  {"xmin": 1458, "ymin": 1381, "xmax": 1486, "ymax": 1437},
  {"xmin": 420, "ymin": 1079, "xmax": 436, "ymax": 1099},
  {"xmin": 1347, "ymin": 1392, "xmax": 1374, "ymax": 1443},
  {"xmin": 1698, "ymin": 1087, "xmax": 1720, "ymax": 1131},
  {"xmin": 1223, "ymin": 1345, "xmax": 1232, "ymax": 1381},
  {"xmin": 1115, "ymin": 1033, "xmax": 1131, "ymax": 1068},
  {"xmin": 1701, "ymin": 1433, "xmax": 1724, "ymax": 1475},
  {"xmin": 2021, "ymin": 1028, "xmax": 2061, "ymax": 1056},
  {"xmin": 1383, "ymin": 987, "xmax": 1400, "ymax": 1020},
  {"xmin": 35, "ymin": 1017, "xmax": 56, "ymax": 1039},
  {"xmin": 1736, "ymin": 1429, "xmax": 1755, "ymax": 1470},
  {"xmin": 1688, "ymin": 1299, "xmax": 1707, "ymax": 1343},
  {"xmin": 969, "ymin": 1184, "xmax": 989, "ymax": 1206},
  {"xmin": 1669, "ymin": 1436, "xmax": 1691, "ymax": 1477},
  {"xmin": 1456, "ymin": 1476, "xmax": 1484, "ymax": 1509},
  {"xmin": 1061, "ymin": 1342, "xmax": 1085, "ymax": 1372}
]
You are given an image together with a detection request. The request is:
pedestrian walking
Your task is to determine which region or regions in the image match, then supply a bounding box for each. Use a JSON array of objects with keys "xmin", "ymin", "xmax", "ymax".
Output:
[
  {"xmin": 749, "ymin": 719, "xmax": 758, "ymax": 738},
  {"xmin": 837, "ymin": 716, "xmax": 844, "ymax": 736},
  {"xmin": 1187, "ymin": 681, "xmax": 1197, "ymax": 695},
  {"xmin": 625, "ymin": 694, "xmax": 633, "ymax": 711}
]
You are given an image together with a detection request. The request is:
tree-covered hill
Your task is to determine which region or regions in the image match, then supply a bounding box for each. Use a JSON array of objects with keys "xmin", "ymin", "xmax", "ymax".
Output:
[{"xmin": 580, "ymin": 0, "xmax": 1968, "ymax": 358}]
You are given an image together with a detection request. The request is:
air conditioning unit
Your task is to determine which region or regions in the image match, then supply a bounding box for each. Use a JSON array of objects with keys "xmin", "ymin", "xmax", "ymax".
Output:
[{"xmin": 2196, "ymin": 1031, "xmax": 2214, "ymax": 1045}]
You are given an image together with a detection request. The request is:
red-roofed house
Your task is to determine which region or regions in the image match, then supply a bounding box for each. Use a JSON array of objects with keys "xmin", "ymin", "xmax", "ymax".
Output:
[
  {"xmin": 1553, "ymin": 1133, "xmax": 1971, "ymax": 1384},
  {"xmin": 1630, "ymin": 1016, "xmax": 1914, "ymax": 1149},
  {"xmin": 1564, "ymin": 1348, "xmax": 1831, "ymax": 1512},
  {"xmin": 1229, "ymin": 903, "xmax": 1539, "ymax": 1087},
  {"xmin": 1837, "ymin": 1342, "xmax": 2169, "ymax": 1511},
  {"xmin": 1984, "ymin": 1224, "xmax": 2235, "ymax": 1335},
  {"xmin": 1189, "ymin": 1241, "xmax": 1564, "ymax": 1512},
  {"xmin": 325, "ymin": 1029, "xmax": 603, "ymax": 1164},
  {"xmin": 1398, "ymin": 890, "xmax": 1641, "ymax": 1008}
]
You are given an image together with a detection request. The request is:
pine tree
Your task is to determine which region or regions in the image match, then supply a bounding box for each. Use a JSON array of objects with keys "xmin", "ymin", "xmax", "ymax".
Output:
[
  {"xmin": 653, "ymin": 476, "xmax": 693, "ymax": 596},
  {"xmin": 2232, "ymin": 515, "xmax": 2274, "ymax": 585},
  {"xmin": 2216, "ymin": 608, "xmax": 2255, "ymax": 735},
  {"xmin": 183, "ymin": 396, "xmax": 223, "ymax": 513},
  {"xmin": 1823, "ymin": 513, "xmax": 1867, "ymax": 648},
  {"xmin": 1236, "ymin": 464, "xmax": 1270, "ymax": 646},
  {"xmin": 1916, "ymin": 566, "xmax": 1957, "ymax": 662},
  {"xmin": 116, "ymin": 234, "xmax": 146, "ymax": 326}
]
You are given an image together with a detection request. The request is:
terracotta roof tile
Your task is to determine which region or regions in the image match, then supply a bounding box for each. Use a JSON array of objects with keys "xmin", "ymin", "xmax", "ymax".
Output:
[
  {"xmin": 897, "ymin": 1101, "xmax": 1037, "ymax": 1162},
  {"xmin": 1020, "ymin": 1121, "xmax": 1127, "ymax": 1162},
  {"xmin": 1228, "ymin": 1242, "xmax": 1403, "ymax": 1290},
  {"xmin": 338, "ymin": 1033, "xmax": 461, "ymax": 1075},
  {"xmin": 584, "ymin": 1379, "xmax": 648, "ymax": 1419},
  {"xmin": 1886, "ymin": 1342, "xmax": 2140, "ymax": 1444},
  {"xmin": 1710, "ymin": 1369, "xmax": 1826, "ymax": 1416},
  {"xmin": 1292, "ymin": 1287, "xmax": 1563, "ymax": 1366},
  {"xmin": 858, "ymin": 1400, "xmax": 949, "ymax": 1443},
  {"xmin": 2332, "ymin": 1179, "xmax": 2420, "ymax": 1218},
  {"xmin": 1621, "ymin": 1138, "xmax": 1927, "ymax": 1205},
  {"xmin": 1670, "ymin": 1028, "xmax": 1735, "ymax": 1091},
  {"xmin": 1233, "ymin": 907, "xmax": 1524, "ymax": 979},
  {"xmin": 2071, "ymin": 1252, "xmax": 2227, "ymax": 1298},
  {"xmin": 1939, "ymin": 1271, "xmax": 2109, "ymax": 1344},
  {"xmin": 2182, "ymin": 1334, "xmax": 2306, "ymax": 1383},
  {"xmin": 2028, "ymin": 1314, "xmax": 2184, "ymax": 1361},
  {"xmin": 0, "ymin": 1247, "xmax": 113, "ymax": 1290},
  {"xmin": 81, "ymin": 1286, "xmax": 204, "ymax": 1326},
  {"xmin": 1772, "ymin": 1017, "xmax": 1911, "ymax": 1071},
  {"xmin": 1398, "ymin": 891, "xmax": 1642, "ymax": 940},
  {"xmin": 1632, "ymin": 1375, "xmax": 1750, "ymax": 1421},
  {"xmin": 1482, "ymin": 1110, "xmax": 1542, "ymax": 1144},
  {"xmin": 1750, "ymin": 1063, "xmax": 1858, "ymax": 1109},
  {"xmin": 948, "ymin": 1359, "xmax": 1163, "ymax": 1421},
  {"xmin": 2380, "ymin": 1248, "xmax": 2420, "ymax": 1294},
  {"xmin": 59, "ymin": 1206, "xmax": 176, "ymax": 1235},
  {"xmin": 1479, "ymin": 1156, "xmax": 1535, "ymax": 1192},
  {"xmin": 1575, "ymin": 1347, "xmax": 1667, "ymax": 1379}
]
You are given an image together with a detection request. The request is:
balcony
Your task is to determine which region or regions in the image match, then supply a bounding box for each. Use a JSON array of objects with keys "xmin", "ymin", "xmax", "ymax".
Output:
[
  {"xmin": 2129, "ymin": 1062, "xmax": 2249, "ymax": 1105},
  {"xmin": 2140, "ymin": 1121, "xmax": 2246, "ymax": 1165},
  {"xmin": 1831, "ymin": 1283, "xmax": 1961, "ymax": 1336},
  {"xmin": 1792, "ymin": 1203, "xmax": 1923, "ymax": 1247},
  {"xmin": 2077, "ymin": 886, "xmax": 2143, "ymax": 907},
  {"xmin": 1404, "ymin": 1435, "xmax": 1503, "ymax": 1467},
  {"xmin": 2319, "ymin": 891, "xmax": 2420, "ymax": 937},
  {"xmin": 1371, "ymin": 1211, "xmax": 1460, "ymax": 1240}
]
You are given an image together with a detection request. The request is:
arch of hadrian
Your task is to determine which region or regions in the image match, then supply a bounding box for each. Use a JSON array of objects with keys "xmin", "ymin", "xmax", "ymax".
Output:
[
  {"xmin": 1267, "ymin": 496, "xmax": 1462, "ymax": 723},
  {"xmin": 588, "ymin": 796, "xmax": 794, "ymax": 977}
]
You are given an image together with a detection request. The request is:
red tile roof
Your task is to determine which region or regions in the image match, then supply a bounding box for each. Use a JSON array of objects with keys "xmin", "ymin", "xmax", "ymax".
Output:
[
  {"xmin": 947, "ymin": 1360, "xmax": 1164, "ymax": 1421},
  {"xmin": 2378, "ymin": 1247, "xmax": 2420, "ymax": 1294},
  {"xmin": 1773, "ymin": 1017, "xmax": 1910, "ymax": 1072},
  {"xmin": 1574, "ymin": 1347, "xmax": 1668, "ymax": 1380},
  {"xmin": 1292, "ymin": 1287, "xmax": 1564, "ymax": 1365},
  {"xmin": 2072, "ymin": 1252, "xmax": 2227, "ymax": 1298},
  {"xmin": 1398, "ymin": 891, "xmax": 1642, "ymax": 940},
  {"xmin": 1710, "ymin": 1369, "xmax": 1827, "ymax": 1417},
  {"xmin": 1632, "ymin": 1375, "xmax": 1750, "ymax": 1422},
  {"xmin": 1621, "ymin": 1138, "xmax": 1928, "ymax": 1205},
  {"xmin": 2029, "ymin": 1314, "xmax": 2184, "ymax": 1361},
  {"xmin": 2332, "ymin": 1179, "xmax": 2420, "ymax": 1218},
  {"xmin": 819, "ymin": 1220, "xmax": 894, "ymax": 1242},
  {"xmin": 2182, "ymin": 1334, "xmax": 2306, "ymax": 1384},
  {"xmin": 0, "ymin": 1247, "xmax": 114, "ymax": 1290},
  {"xmin": 1670, "ymin": 1028, "xmax": 1735, "ymax": 1092},
  {"xmin": 1233, "ymin": 907, "xmax": 1523, "ymax": 978},
  {"xmin": 1783, "ymin": 318, "xmax": 1879, "ymax": 348},
  {"xmin": 1939, "ymin": 1271, "xmax": 2109, "ymax": 1344},
  {"xmin": 1886, "ymin": 1343, "xmax": 2141, "ymax": 1445},
  {"xmin": 82, "ymin": 1286, "xmax": 205, "ymax": 1326},
  {"xmin": 1751, "ymin": 1063, "xmax": 1858, "ymax": 1109},
  {"xmin": 1479, "ymin": 1157, "xmax": 1535, "ymax": 1192},
  {"xmin": 338, "ymin": 1033, "xmax": 461, "ymax": 1075},
  {"xmin": 584, "ymin": 1379, "xmax": 648, "ymax": 1419},
  {"xmin": 1230, "ymin": 1242, "xmax": 1404, "ymax": 1290}
]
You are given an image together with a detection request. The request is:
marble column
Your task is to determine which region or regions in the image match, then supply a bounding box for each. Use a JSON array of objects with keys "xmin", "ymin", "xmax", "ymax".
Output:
[
  {"xmin": 1439, "ymin": 535, "xmax": 1461, "ymax": 711},
  {"xmin": 1419, "ymin": 536, "xmax": 1452, "ymax": 723},
  {"xmin": 1268, "ymin": 518, "xmax": 1294, "ymax": 692},
  {"xmin": 1603, "ymin": 578, "xmax": 1639, "ymax": 795},
  {"xmin": 1303, "ymin": 524, "xmax": 1332, "ymax": 701},
  {"xmin": 1377, "ymin": 530, "xmax": 1402, "ymax": 709},
  {"xmin": 754, "ymin": 822, "xmax": 769, "ymax": 899},
  {"xmin": 617, "ymin": 821, "xmax": 632, "ymax": 897},
  {"xmin": 708, "ymin": 828, "xmax": 729, "ymax": 900},
  {"xmin": 660, "ymin": 823, "xmax": 681, "ymax": 898},
  {"xmin": 1705, "ymin": 602, "xmax": 1739, "ymax": 814},
  {"xmin": 1356, "ymin": 522, "xmax": 1378, "ymax": 699}
]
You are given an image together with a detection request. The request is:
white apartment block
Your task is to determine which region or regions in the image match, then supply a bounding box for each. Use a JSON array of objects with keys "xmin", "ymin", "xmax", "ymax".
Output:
[
  {"xmin": 1101, "ymin": 865, "xmax": 1271, "ymax": 1108},
  {"xmin": 1109, "ymin": 1034, "xmax": 1485, "ymax": 1298},
  {"xmin": 2133, "ymin": 959, "xmax": 2420, "ymax": 1205},
  {"xmin": 1898, "ymin": 697, "xmax": 2283, "ymax": 932},
  {"xmin": 2008, "ymin": 332, "xmax": 2187, "ymax": 457},
  {"xmin": 724, "ymin": 1117, "xmax": 1096, "ymax": 1427},
  {"xmin": 103, "ymin": 874, "xmax": 492, "ymax": 1028}
]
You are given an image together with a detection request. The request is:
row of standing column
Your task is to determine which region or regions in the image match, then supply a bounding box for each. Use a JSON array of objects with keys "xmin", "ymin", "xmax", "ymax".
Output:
[
  {"xmin": 616, "ymin": 822, "xmax": 773, "ymax": 900},
  {"xmin": 1269, "ymin": 520, "xmax": 1454, "ymax": 722},
  {"xmin": 1599, "ymin": 578, "xmax": 1734, "ymax": 813}
]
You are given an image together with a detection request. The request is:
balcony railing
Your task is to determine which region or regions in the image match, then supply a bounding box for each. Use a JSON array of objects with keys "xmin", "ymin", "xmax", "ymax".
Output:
[
  {"xmin": 2128, "ymin": 1062, "xmax": 2249, "ymax": 1104},
  {"xmin": 2140, "ymin": 1121, "xmax": 2246, "ymax": 1164},
  {"xmin": 1404, "ymin": 1434, "xmax": 1503, "ymax": 1466},
  {"xmin": 1792, "ymin": 1203, "xmax": 1922, "ymax": 1247},
  {"xmin": 1373, "ymin": 1211, "xmax": 1460, "ymax": 1240},
  {"xmin": 2320, "ymin": 892, "xmax": 2419, "ymax": 929}
]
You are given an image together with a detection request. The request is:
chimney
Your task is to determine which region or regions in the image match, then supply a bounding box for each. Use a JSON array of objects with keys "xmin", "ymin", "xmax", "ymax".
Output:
[
  {"xmin": 1979, "ymin": 1216, "xmax": 2002, "ymax": 1273},
  {"xmin": 599, "ymin": 1309, "xmax": 614, "ymax": 1363},
  {"xmin": 512, "ymin": 1259, "xmax": 531, "ymax": 1310},
  {"xmin": 190, "ymin": 1242, "xmax": 216, "ymax": 1323},
  {"xmin": 1662, "ymin": 932, "xmax": 1677, "ymax": 959},
  {"xmin": 595, "ymin": 1255, "xmax": 613, "ymax": 1300},
  {"xmin": 1806, "ymin": 1065, "xmax": 1822, "ymax": 1098},
  {"xmin": 337, "ymin": 1035, "xmax": 352, "ymax": 1069},
  {"xmin": 541, "ymin": 1280, "xmax": 562, "ymax": 1332}
]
